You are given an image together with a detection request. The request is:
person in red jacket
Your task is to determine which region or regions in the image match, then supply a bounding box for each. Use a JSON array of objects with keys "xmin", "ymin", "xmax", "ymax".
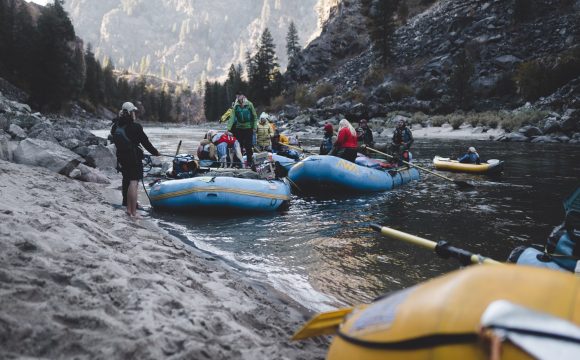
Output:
[{"xmin": 330, "ymin": 119, "xmax": 358, "ymax": 163}]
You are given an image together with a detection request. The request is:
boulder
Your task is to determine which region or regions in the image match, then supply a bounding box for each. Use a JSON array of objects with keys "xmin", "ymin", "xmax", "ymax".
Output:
[
  {"xmin": 83, "ymin": 144, "xmax": 117, "ymax": 170},
  {"xmin": 282, "ymin": 105, "xmax": 300, "ymax": 119},
  {"xmin": 518, "ymin": 126, "xmax": 542, "ymax": 137},
  {"xmin": 557, "ymin": 135, "xmax": 570, "ymax": 143},
  {"xmin": 0, "ymin": 133, "xmax": 12, "ymax": 161},
  {"xmin": 530, "ymin": 136, "xmax": 559, "ymax": 143},
  {"xmin": 505, "ymin": 132, "xmax": 529, "ymax": 142},
  {"xmin": 13, "ymin": 138, "xmax": 83, "ymax": 176},
  {"xmin": 542, "ymin": 117, "xmax": 562, "ymax": 134},
  {"xmin": 71, "ymin": 163, "xmax": 110, "ymax": 184},
  {"xmin": 8, "ymin": 124, "xmax": 27, "ymax": 140},
  {"xmin": 10, "ymin": 113, "xmax": 45, "ymax": 130},
  {"xmin": 411, "ymin": 124, "xmax": 423, "ymax": 131},
  {"xmin": 59, "ymin": 138, "xmax": 81, "ymax": 150},
  {"xmin": 493, "ymin": 55, "xmax": 522, "ymax": 69},
  {"xmin": 560, "ymin": 109, "xmax": 579, "ymax": 132}
]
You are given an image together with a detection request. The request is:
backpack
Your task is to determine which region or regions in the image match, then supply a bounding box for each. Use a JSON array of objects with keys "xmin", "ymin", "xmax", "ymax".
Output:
[
  {"xmin": 112, "ymin": 123, "xmax": 142, "ymax": 165},
  {"xmin": 172, "ymin": 154, "xmax": 198, "ymax": 179},
  {"xmin": 235, "ymin": 105, "xmax": 253, "ymax": 125}
]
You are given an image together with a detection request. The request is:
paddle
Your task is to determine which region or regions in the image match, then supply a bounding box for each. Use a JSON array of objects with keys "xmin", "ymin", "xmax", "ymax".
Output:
[
  {"xmin": 174, "ymin": 140, "xmax": 182, "ymax": 156},
  {"xmin": 364, "ymin": 146, "xmax": 474, "ymax": 189},
  {"xmin": 292, "ymin": 306, "xmax": 357, "ymax": 340},
  {"xmin": 285, "ymin": 143, "xmax": 316, "ymax": 154},
  {"xmin": 370, "ymin": 223, "xmax": 501, "ymax": 266}
]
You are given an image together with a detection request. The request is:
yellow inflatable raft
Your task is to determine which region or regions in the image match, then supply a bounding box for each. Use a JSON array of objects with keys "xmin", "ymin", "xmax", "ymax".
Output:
[
  {"xmin": 433, "ymin": 156, "xmax": 504, "ymax": 175},
  {"xmin": 310, "ymin": 265, "xmax": 580, "ymax": 359}
]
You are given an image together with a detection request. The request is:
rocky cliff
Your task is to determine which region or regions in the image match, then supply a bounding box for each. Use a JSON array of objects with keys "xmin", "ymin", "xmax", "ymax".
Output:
[
  {"xmin": 65, "ymin": 0, "xmax": 334, "ymax": 84},
  {"xmin": 288, "ymin": 0, "xmax": 580, "ymax": 115}
]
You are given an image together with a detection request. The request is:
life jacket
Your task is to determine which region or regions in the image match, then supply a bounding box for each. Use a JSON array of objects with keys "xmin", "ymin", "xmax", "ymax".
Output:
[
  {"xmin": 197, "ymin": 143, "xmax": 211, "ymax": 160},
  {"xmin": 112, "ymin": 121, "xmax": 142, "ymax": 164},
  {"xmin": 393, "ymin": 127, "xmax": 412, "ymax": 145},
  {"xmin": 214, "ymin": 132, "xmax": 237, "ymax": 146},
  {"xmin": 543, "ymin": 210, "xmax": 580, "ymax": 272},
  {"xmin": 320, "ymin": 134, "xmax": 333, "ymax": 155}
]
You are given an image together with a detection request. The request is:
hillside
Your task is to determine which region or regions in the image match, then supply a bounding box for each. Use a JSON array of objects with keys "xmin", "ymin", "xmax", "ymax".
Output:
[
  {"xmin": 65, "ymin": 0, "xmax": 337, "ymax": 84},
  {"xmin": 288, "ymin": 0, "xmax": 580, "ymax": 117}
]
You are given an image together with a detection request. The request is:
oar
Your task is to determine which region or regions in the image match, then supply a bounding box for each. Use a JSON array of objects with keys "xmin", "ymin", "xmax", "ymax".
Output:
[
  {"xmin": 285, "ymin": 143, "xmax": 315, "ymax": 154},
  {"xmin": 292, "ymin": 306, "xmax": 357, "ymax": 340},
  {"xmin": 175, "ymin": 140, "xmax": 182, "ymax": 156},
  {"xmin": 365, "ymin": 146, "xmax": 473, "ymax": 189},
  {"xmin": 370, "ymin": 223, "xmax": 501, "ymax": 266}
]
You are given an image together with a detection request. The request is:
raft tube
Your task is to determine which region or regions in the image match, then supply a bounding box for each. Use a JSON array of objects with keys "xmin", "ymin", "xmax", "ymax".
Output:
[
  {"xmin": 287, "ymin": 155, "xmax": 420, "ymax": 194},
  {"xmin": 327, "ymin": 265, "xmax": 580, "ymax": 360},
  {"xmin": 149, "ymin": 176, "xmax": 291, "ymax": 213},
  {"xmin": 433, "ymin": 156, "xmax": 504, "ymax": 175}
]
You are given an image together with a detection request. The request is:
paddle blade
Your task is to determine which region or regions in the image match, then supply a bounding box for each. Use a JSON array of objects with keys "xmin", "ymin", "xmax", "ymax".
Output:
[{"xmin": 292, "ymin": 307, "xmax": 354, "ymax": 340}]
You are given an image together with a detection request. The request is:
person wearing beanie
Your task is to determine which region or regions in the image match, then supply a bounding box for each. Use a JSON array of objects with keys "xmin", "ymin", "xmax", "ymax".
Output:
[
  {"xmin": 458, "ymin": 146, "xmax": 481, "ymax": 164},
  {"xmin": 319, "ymin": 123, "xmax": 336, "ymax": 155}
]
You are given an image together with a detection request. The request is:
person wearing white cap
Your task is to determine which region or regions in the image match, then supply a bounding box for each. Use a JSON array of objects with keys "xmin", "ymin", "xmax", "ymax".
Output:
[
  {"xmin": 458, "ymin": 146, "xmax": 481, "ymax": 164},
  {"xmin": 256, "ymin": 112, "xmax": 273, "ymax": 151},
  {"xmin": 111, "ymin": 101, "xmax": 160, "ymax": 218}
]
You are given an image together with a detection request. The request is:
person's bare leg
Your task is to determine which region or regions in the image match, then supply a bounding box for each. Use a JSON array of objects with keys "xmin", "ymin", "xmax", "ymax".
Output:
[{"xmin": 127, "ymin": 180, "xmax": 140, "ymax": 218}]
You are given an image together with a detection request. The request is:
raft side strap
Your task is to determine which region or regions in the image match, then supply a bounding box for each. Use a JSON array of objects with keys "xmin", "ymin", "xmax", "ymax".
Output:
[
  {"xmin": 336, "ymin": 330, "xmax": 477, "ymax": 350},
  {"xmin": 485, "ymin": 325, "xmax": 580, "ymax": 345}
]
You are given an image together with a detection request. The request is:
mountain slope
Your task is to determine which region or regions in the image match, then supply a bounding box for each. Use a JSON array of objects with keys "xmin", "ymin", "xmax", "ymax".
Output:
[{"xmin": 65, "ymin": 0, "xmax": 335, "ymax": 85}]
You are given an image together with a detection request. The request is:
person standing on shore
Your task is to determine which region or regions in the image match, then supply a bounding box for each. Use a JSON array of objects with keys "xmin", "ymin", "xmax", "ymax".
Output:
[
  {"xmin": 228, "ymin": 93, "xmax": 257, "ymax": 170},
  {"xmin": 256, "ymin": 112, "xmax": 273, "ymax": 151},
  {"xmin": 330, "ymin": 119, "xmax": 358, "ymax": 163},
  {"xmin": 111, "ymin": 102, "xmax": 160, "ymax": 218}
]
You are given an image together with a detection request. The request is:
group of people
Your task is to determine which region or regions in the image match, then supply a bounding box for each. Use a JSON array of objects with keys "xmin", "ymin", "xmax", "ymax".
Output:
[
  {"xmin": 111, "ymin": 98, "xmax": 480, "ymax": 218},
  {"xmin": 319, "ymin": 117, "xmax": 480, "ymax": 166}
]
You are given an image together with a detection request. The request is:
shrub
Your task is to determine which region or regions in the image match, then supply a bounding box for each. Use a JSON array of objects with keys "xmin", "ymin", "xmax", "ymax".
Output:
[
  {"xmin": 363, "ymin": 66, "xmax": 389, "ymax": 87},
  {"xmin": 514, "ymin": 61, "xmax": 546, "ymax": 101},
  {"xmin": 345, "ymin": 89, "xmax": 366, "ymax": 103},
  {"xmin": 390, "ymin": 83, "xmax": 413, "ymax": 101},
  {"xmin": 500, "ymin": 109, "xmax": 548, "ymax": 132},
  {"xmin": 449, "ymin": 114, "xmax": 464, "ymax": 130},
  {"xmin": 430, "ymin": 115, "xmax": 447, "ymax": 127},
  {"xmin": 269, "ymin": 95, "xmax": 288, "ymax": 111},
  {"xmin": 416, "ymin": 82, "xmax": 437, "ymax": 100},
  {"xmin": 313, "ymin": 82, "xmax": 335, "ymax": 99},
  {"xmin": 410, "ymin": 112, "xmax": 428, "ymax": 126},
  {"xmin": 294, "ymin": 85, "xmax": 315, "ymax": 108}
]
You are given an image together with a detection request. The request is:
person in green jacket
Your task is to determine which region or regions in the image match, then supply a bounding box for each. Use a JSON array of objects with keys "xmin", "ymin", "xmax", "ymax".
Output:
[{"xmin": 227, "ymin": 93, "xmax": 257, "ymax": 169}]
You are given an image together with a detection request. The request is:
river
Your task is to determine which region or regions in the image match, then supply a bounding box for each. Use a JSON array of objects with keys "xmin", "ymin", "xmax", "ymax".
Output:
[{"xmin": 95, "ymin": 126, "xmax": 580, "ymax": 311}]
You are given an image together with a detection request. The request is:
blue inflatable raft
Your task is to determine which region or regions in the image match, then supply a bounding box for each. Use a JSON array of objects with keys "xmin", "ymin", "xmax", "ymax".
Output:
[
  {"xmin": 287, "ymin": 155, "xmax": 420, "ymax": 194},
  {"xmin": 149, "ymin": 176, "xmax": 291, "ymax": 213}
]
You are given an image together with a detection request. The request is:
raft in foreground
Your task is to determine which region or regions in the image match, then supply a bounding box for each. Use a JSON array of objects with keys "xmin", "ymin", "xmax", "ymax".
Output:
[
  {"xmin": 149, "ymin": 176, "xmax": 291, "ymax": 212},
  {"xmin": 433, "ymin": 155, "xmax": 504, "ymax": 175},
  {"xmin": 287, "ymin": 155, "xmax": 420, "ymax": 194},
  {"xmin": 301, "ymin": 265, "xmax": 580, "ymax": 360}
]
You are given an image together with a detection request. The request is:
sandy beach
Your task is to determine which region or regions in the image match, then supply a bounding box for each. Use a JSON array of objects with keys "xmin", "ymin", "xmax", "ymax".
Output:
[{"xmin": 0, "ymin": 159, "xmax": 326, "ymax": 359}]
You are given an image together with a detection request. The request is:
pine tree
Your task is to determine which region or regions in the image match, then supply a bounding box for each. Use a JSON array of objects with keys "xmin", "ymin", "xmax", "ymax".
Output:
[
  {"xmin": 286, "ymin": 21, "xmax": 300, "ymax": 63},
  {"xmin": 250, "ymin": 28, "xmax": 280, "ymax": 105},
  {"xmin": 31, "ymin": 0, "xmax": 85, "ymax": 110},
  {"xmin": 360, "ymin": 0, "xmax": 400, "ymax": 66}
]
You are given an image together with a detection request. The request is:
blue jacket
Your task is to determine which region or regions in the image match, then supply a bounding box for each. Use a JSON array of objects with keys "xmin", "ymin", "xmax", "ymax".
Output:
[{"xmin": 458, "ymin": 152, "xmax": 480, "ymax": 164}]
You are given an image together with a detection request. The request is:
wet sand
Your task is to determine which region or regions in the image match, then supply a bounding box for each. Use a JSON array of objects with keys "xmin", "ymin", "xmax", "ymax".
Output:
[{"xmin": 0, "ymin": 159, "xmax": 326, "ymax": 359}]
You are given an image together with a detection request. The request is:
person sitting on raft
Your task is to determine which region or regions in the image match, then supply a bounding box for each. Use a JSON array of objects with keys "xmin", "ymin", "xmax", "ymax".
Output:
[
  {"xmin": 458, "ymin": 147, "xmax": 481, "ymax": 164},
  {"xmin": 319, "ymin": 123, "xmax": 335, "ymax": 155},
  {"xmin": 356, "ymin": 119, "xmax": 374, "ymax": 147},
  {"xmin": 256, "ymin": 112, "xmax": 273, "ymax": 152},
  {"xmin": 211, "ymin": 130, "xmax": 243, "ymax": 168},
  {"xmin": 197, "ymin": 130, "xmax": 218, "ymax": 167},
  {"xmin": 330, "ymin": 119, "xmax": 358, "ymax": 163},
  {"xmin": 272, "ymin": 130, "xmax": 300, "ymax": 161}
]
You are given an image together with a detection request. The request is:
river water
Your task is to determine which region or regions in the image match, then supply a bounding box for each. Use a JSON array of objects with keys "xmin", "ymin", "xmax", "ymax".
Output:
[{"xmin": 95, "ymin": 126, "xmax": 580, "ymax": 311}]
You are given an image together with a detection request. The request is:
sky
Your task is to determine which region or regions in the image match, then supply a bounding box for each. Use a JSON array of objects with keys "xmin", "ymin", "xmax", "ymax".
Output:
[{"xmin": 25, "ymin": 0, "xmax": 52, "ymax": 5}]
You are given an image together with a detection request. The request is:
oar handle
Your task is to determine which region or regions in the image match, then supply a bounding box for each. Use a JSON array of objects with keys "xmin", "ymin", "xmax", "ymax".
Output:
[
  {"xmin": 370, "ymin": 224, "xmax": 501, "ymax": 266},
  {"xmin": 175, "ymin": 140, "xmax": 183, "ymax": 156},
  {"xmin": 365, "ymin": 146, "xmax": 456, "ymax": 183}
]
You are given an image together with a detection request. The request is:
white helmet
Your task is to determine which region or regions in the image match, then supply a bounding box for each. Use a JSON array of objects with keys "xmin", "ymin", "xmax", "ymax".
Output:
[
  {"xmin": 468, "ymin": 146, "xmax": 476, "ymax": 153},
  {"xmin": 121, "ymin": 102, "xmax": 138, "ymax": 113}
]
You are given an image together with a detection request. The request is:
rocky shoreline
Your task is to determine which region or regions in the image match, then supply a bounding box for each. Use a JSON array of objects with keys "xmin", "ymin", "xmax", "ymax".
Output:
[{"xmin": 0, "ymin": 93, "xmax": 328, "ymax": 358}]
